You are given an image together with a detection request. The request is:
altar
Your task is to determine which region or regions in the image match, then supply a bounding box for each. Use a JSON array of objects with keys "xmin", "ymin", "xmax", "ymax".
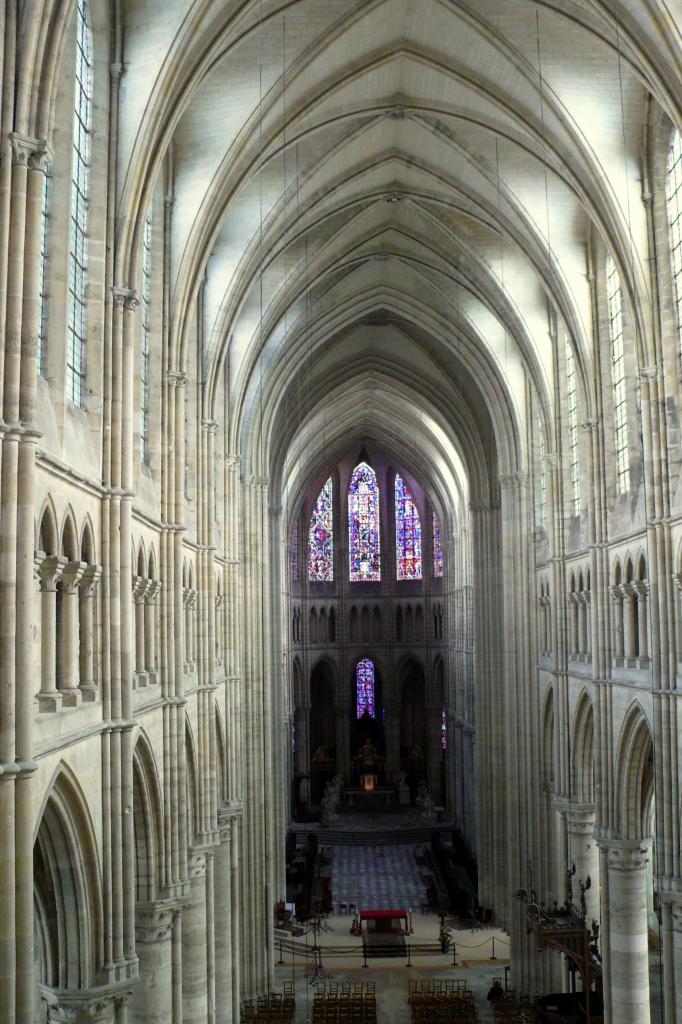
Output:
[{"xmin": 344, "ymin": 787, "xmax": 394, "ymax": 810}]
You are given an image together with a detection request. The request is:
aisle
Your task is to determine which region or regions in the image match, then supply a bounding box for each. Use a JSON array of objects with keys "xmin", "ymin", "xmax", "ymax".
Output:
[{"xmin": 328, "ymin": 844, "xmax": 427, "ymax": 910}]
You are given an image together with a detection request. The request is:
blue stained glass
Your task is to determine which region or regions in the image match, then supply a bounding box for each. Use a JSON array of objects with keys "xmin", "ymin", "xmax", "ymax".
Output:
[
  {"xmin": 441, "ymin": 709, "xmax": 447, "ymax": 749},
  {"xmin": 356, "ymin": 658, "xmax": 375, "ymax": 719},
  {"xmin": 349, "ymin": 462, "xmax": 381, "ymax": 581},
  {"xmin": 308, "ymin": 478, "xmax": 333, "ymax": 581},
  {"xmin": 433, "ymin": 512, "xmax": 443, "ymax": 578},
  {"xmin": 290, "ymin": 521, "xmax": 299, "ymax": 581},
  {"xmin": 395, "ymin": 474, "xmax": 422, "ymax": 580}
]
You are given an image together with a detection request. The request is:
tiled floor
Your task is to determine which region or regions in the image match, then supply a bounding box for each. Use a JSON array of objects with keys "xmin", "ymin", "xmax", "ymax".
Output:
[{"xmin": 327, "ymin": 844, "xmax": 427, "ymax": 911}]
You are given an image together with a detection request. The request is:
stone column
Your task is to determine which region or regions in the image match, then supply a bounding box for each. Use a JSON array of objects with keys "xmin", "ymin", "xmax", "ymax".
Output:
[
  {"xmin": 334, "ymin": 705, "xmax": 349, "ymax": 782},
  {"xmin": 215, "ymin": 820, "xmax": 233, "ymax": 1024},
  {"xmin": 133, "ymin": 576, "xmax": 148, "ymax": 685},
  {"xmin": 182, "ymin": 853, "xmax": 208, "ymax": 1024},
  {"xmin": 145, "ymin": 581, "xmax": 160, "ymax": 683},
  {"xmin": 604, "ymin": 841, "xmax": 651, "ymax": 1024},
  {"xmin": 427, "ymin": 708, "xmax": 443, "ymax": 804},
  {"xmin": 569, "ymin": 592, "xmax": 579, "ymax": 658},
  {"xmin": 610, "ymin": 586, "xmax": 625, "ymax": 664},
  {"xmin": 634, "ymin": 581, "xmax": 650, "ymax": 665},
  {"xmin": 622, "ymin": 584, "xmax": 637, "ymax": 664},
  {"xmin": 565, "ymin": 804, "xmax": 599, "ymax": 925},
  {"xmin": 131, "ymin": 903, "xmax": 174, "ymax": 1024},
  {"xmin": 671, "ymin": 901, "xmax": 682, "ymax": 1024},
  {"xmin": 577, "ymin": 593, "xmax": 587, "ymax": 659},
  {"xmin": 37, "ymin": 555, "xmax": 67, "ymax": 712},
  {"xmin": 78, "ymin": 565, "xmax": 101, "ymax": 702},
  {"xmin": 59, "ymin": 561, "xmax": 86, "ymax": 706}
]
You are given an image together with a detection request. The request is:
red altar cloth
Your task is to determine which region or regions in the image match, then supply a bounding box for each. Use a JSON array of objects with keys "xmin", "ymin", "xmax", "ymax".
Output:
[{"xmin": 359, "ymin": 909, "xmax": 407, "ymax": 921}]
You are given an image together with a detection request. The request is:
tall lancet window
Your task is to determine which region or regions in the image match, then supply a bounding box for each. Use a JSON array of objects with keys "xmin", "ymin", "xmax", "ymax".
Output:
[
  {"xmin": 308, "ymin": 477, "xmax": 333, "ymax": 581},
  {"xmin": 395, "ymin": 474, "xmax": 422, "ymax": 580},
  {"xmin": 606, "ymin": 253, "xmax": 629, "ymax": 494},
  {"xmin": 565, "ymin": 340, "xmax": 580, "ymax": 515},
  {"xmin": 356, "ymin": 658, "xmax": 376, "ymax": 719},
  {"xmin": 140, "ymin": 209, "xmax": 152, "ymax": 462},
  {"xmin": 290, "ymin": 520, "xmax": 299, "ymax": 581},
  {"xmin": 666, "ymin": 128, "xmax": 682, "ymax": 351},
  {"xmin": 38, "ymin": 169, "xmax": 49, "ymax": 376},
  {"xmin": 349, "ymin": 462, "xmax": 381, "ymax": 581},
  {"xmin": 66, "ymin": 0, "xmax": 93, "ymax": 406},
  {"xmin": 433, "ymin": 512, "xmax": 443, "ymax": 579}
]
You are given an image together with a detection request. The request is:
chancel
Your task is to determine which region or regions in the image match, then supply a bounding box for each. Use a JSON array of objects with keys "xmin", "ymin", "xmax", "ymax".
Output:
[{"xmin": 1, "ymin": 2, "xmax": 682, "ymax": 1023}]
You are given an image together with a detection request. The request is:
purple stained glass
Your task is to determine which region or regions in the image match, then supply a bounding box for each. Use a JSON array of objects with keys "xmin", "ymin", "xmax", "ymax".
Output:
[
  {"xmin": 308, "ymin": 477, "xmax": 333, "ymax": 581},
  {"xmin": 441, "ymin": 708, "xmax": 447, "ymax": 749},
  {"xmin": 356, "ymin": 658, "xmax": 375, "ymax": 719},
  {"xmin": 349, "ymin": 462, "xmax": 381, "ymax": 581},
  {"xmin": 433, "ymin": 512, "xmax": 443, "ymax": 578},
  {"xmin": 290, "ymin": 520, "xmax": 299, "ymax": 581},
  {"xmin": 395, "ymin": 474, "xmax": 422, "ymax": 580}
]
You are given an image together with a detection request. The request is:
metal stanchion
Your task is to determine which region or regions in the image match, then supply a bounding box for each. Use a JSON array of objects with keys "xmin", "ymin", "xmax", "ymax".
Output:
[
  {"xmin": 405, "ymin": 943, "xmax": 412, "ymax": 968},
  {"xmin": 451, "ymin": 942, "xmax": 458, "ymax": 967},
  {"xmin": 362, "ymin": 945, "xmax": 369, "ymax": 969},
  {"xmin": 277, "ymin": 937, "xmax": 284, "ymax": 965},
  {"xmin": 490, "ymin": 936, "xmax": 497, "ymax": 960}
]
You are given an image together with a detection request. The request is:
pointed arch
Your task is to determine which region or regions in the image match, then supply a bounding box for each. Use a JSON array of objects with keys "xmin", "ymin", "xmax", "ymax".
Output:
[
  {"xmin": 395, "ymin": 473, "xmax": 422, "ymax": 580},
  {"xmin": 148, "ymin": 546, "xmax": 157, "ymax": 581},
  {"xmin": 185, "ymin": 716, "xmax": 200, "ymax": 843},
  {"xmin": 79, "ymin": 515, "xmax": 96, "ymax": 564},
  {"xmin": 37, "ymin": 496, "xmax": 59, "ymax": 555},
  {"xmin": 133, "ymin": 730, "xmax": 164, "ymax": 902},
  {"xmin": 348, "ymin": 461, "xmax": 380, "ymax": 581},
  {"xmin": 136, "ymin": 541, "xmax": 146, "ymax": 579},
  {"xmin": 215, "ymin": 702, "xmax": 227, "ymax": 803},
  {"xmin": 615, "ymin": 704, "xmax": 655, "ymax": 840},
  {"xmin": 33, "ymin": 762, "xmax": 103, "ymax": 990},
  {"xmin": 308, "ymin": 476, "xmax": 333, "ymax": 582},
  {"xmin": 571, "ymin": 690, "xmax": 595, "ymax": 803},
  {"xmin": 60, "ymin": 506, "xmax": 79, "ymax": 561},
  {"xmin": 542, "ymin": 688, "xmax": 555, "ymax": 787}
]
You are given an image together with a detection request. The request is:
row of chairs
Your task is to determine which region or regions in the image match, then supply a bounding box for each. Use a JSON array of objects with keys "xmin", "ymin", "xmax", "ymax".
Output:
[
  {"xmin": 409, "ymin": 980, "xmax": 469, "ymax": 996},
  {"xmin": 314, "ymin": 982, "xmax": 375, "ymax": 997},
  {"xmin": 490, "ymin": 982, "xmax": 536, "ymax": 1023},
  {"xmin": 241, "ymin": 986, "xmax": 295, "ymax": 1024}
]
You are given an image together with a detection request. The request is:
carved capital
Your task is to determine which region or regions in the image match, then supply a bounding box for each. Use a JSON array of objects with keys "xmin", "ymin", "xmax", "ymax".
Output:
[
  {"xmin": 167, "ymin": 370, "xmax": 187, "ymax": 388},
  {"xmin": 581, "ymin": 417, "xmax": 599, "ymax": 433},
  {"xmin": 145, "ymin": 580, "xmax": 161, "ymax": 603},
  {"xmin": 60, "ymin": 560, "xmax": 87, "ymax": 594},
  {"xmin": 38, "ymin": 554, "xmax": 68, "ymax": 592},
  {"xmin": 201, "ymin": 418, "xmax": 219, "ymax": 434},
  {"xmin": 135, "ymin": 902, "xmax": 174, "ymax": 945},
  {"xmin": 566, "ymin": 803, "xmax": 596, "ymax": 836},
  {"xmin": 543, "ymin": 453, "xmax": 561, "ymax": 471},
  {"xmin": 606, "ymin": 840, "xmax": 649, "ymax": 872},
  {"xmin": 9, "ymin": 132, "xmax": 52, "ymax": 169},
  {"xmin": 78, "ymin": 564, "xmax": 102, "ymax": 598},
  {"xmin": 111, "ymin": 287, "xmax": 139, "ymax": 311},
  {"xmin": 637, "ymin": 365, "xmax": 659, "ymax": 383}
]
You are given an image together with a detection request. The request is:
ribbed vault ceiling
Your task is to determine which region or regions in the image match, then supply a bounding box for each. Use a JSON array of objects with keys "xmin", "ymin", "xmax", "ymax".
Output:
[{"xmin": 117, "ymin": 0, "xmax": 679, "ymax": 516}]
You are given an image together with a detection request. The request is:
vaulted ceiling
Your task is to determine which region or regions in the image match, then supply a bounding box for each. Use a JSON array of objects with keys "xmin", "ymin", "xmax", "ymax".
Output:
[{"xmin": 117, "ymin": 0, "xmax": 678, "ymax": 517}]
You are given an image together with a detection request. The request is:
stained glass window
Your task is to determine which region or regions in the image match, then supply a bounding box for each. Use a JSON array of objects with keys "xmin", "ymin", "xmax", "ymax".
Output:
[
  {"xmin": 290, "ymin": 520, "xmax": 299, "ymax": 581},
  {"xmin": 395, "ymin": 474, "xmax": 422, "ymax": 580},
  {"xmin": 441, "ymin": 708, "xmax": 447, "ymax": 749},
  {"xmin": 308, "ymin": 477, "xmax": 333, "ymax": 581},
  {"xmin": 565, "ymin": 340, "xmax": 580, "ymax": 515},
  {"xmin": 433, "ymin": 512, "xmax": 443, "ymax": 578},
  {"xmin": 666, "ymin": 129, "xmax": 682, "ymax": 351},
  {"xmin": 606, "ymin": 253, "xmax": 629, "ymax": 494},
  {"xmin": 349, "ymin": 462, "xmax": 380, "ymax": 581},
  {"xmin": 140, "ymin": 209, "xmax": 152, "ymax": 462},
  {"xmin": 38, "ymin": 168, "xmax": 49, "ymax": 376},
  {"xmin": 66, "ymin": 0, "xmax": 93, "ymax": 407},
  {"xmin": 356, "ymin": 658, "xmax": 376, "ymax": 719}
]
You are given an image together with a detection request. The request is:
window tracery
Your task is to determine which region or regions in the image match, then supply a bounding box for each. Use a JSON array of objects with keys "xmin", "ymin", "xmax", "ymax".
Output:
[
  {"xmin": 606, "ymin": 253, "xmax": 629, "ymax": 494},
  {"xmin": 395, "ymin": 474, "xmax": 422, "ymax": 580},
  {"xmin": 356, "ymin": 658, "xmax": 375, "ymax": 719},
  {"xmin": 66, "ymin": 0, "xmax": 93, "ymax": 407},
  {"xmin": 565, "ymin": 340, "xmax": 580, "ymax": 515},
  {"xmin": 666, "ymin": 128, "xmax": 682, "ymax": 350},
  {"xmin": 308, "ymin": 477, "xmax": 333, "ymax": 582},
  {"xmin": 349, "ymin": 462, "xmax": 380, "ymax": 581},
  {"xmin": 433, "ymin": 512, "xmax": 443, "ymax": 578}
]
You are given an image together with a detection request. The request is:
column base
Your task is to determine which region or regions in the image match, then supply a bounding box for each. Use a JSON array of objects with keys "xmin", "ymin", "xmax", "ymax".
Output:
[
  {"xmin": 135, "ymin": 671, "xmax": 149, "ymax": 689},
  {"xmin": 60, "ymin": 688, "xmax": 82, "ymax": 708},
  {"xmin": 37, "ymin": 690, "xmax": 63, "ymax": 713},
  {"xmin": 146, "ymin": 669, "xmax": 159, "ymax": 686},
  {"xmin": 80, "ymin": 683, "xmax": 98, "ymax": 703}
]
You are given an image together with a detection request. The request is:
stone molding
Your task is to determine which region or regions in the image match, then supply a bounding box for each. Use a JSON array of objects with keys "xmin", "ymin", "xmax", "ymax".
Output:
[
  {"xmin": 604, "ymin": 840, "xmax": 650, "ymax": 872},
  {"xmin": 134, "ymin": 902, "xmax": 175, "ymax": 945},
  {"xmin": 9, "ymin": 131, "xmax": 53, "ymax": 169},
  {"xmin": 38, "ymin": 553, "xmax": 68, "ymax": 591}
]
